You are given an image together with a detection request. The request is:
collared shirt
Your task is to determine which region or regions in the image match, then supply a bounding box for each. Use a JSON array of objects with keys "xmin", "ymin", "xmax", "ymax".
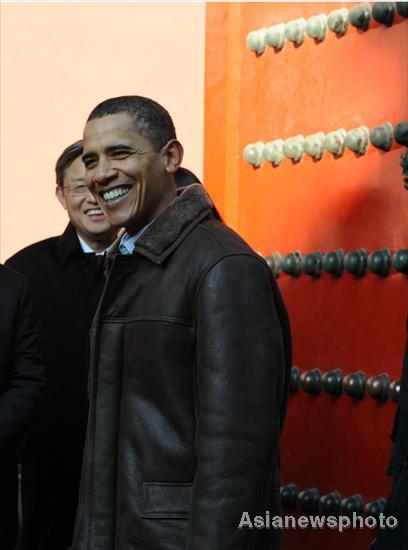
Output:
[
  {"xmin": 119, "ymin": 221, "xmax": 154, "ymax": 256},
  {"xmin": 77, "ymin": 233, "xmax": 109, "ymax": 256}
]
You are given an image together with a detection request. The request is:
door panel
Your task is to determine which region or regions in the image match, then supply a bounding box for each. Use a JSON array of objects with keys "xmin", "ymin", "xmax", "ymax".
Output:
[{"xmin": 204, "ymin": 3, "xmax": 408, "ymax": 548}]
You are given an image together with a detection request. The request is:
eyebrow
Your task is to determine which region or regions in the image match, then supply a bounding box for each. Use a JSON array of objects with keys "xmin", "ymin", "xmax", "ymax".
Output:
[
  {"xmin": 82, "ymin": 144, "xmax": 134, "ymax": 163},
  {"xmin": 106, "ymin": 144, "xmax": 134, "ymax": 153}
]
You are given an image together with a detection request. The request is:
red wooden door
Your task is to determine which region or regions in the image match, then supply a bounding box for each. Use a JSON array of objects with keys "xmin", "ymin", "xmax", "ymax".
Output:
[{"xmin": 204, "ymin": 3, "xmax": 408, "ymax": 548}]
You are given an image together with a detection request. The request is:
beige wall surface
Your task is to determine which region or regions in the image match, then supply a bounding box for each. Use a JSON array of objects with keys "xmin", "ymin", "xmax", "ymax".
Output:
[{"xmin": 0, "ymin": 2, "xmax": 205, "ymax": 261}]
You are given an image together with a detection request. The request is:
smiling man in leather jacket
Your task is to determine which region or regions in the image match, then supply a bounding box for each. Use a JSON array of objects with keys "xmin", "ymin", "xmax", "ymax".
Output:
[{"xmin": 71, "ymin": 95, "xmax": 291, "ymax": 550}]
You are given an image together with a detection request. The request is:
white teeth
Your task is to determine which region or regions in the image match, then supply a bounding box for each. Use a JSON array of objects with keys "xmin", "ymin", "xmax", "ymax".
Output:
[
  {"xmin": 103, "ymin": 187, "xmax": 130, "ymax": 201},
  {"xmin": 88, "ymin": 209, "xmax": 103, "ymax": 216}
]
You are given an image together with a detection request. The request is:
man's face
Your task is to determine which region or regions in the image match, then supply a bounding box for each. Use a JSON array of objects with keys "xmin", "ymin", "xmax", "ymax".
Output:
[
  {"xmin": 56, "ymin": 155, "xmax": 116, "ymax": 242},
  {"xmin": 82, "ymin": 112, "xmax": 181, "ymax": 235}
]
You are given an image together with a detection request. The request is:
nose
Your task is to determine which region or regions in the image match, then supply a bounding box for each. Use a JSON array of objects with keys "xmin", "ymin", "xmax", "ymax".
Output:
[
  {"xmin": 84, "ymin": 189, "xmax": 98, "ymax": 204},
  {"xmin": 91, "ymin": 158, "xmax": 117, "ymax": 187}
]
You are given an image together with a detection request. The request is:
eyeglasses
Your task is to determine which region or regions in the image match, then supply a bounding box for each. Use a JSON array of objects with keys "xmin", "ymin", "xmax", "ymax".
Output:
[{"xmin": 63, "ymin": 184, "xmax": 92, "ymax": 197}]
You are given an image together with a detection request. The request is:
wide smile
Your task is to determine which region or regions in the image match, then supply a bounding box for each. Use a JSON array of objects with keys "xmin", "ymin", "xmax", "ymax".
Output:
[
  {"xmin": 100, "ymin": 185, "xmax": 132, "ymax": 206},
  {"xmin": 84, "ymin": 207, "xmax": 106, "ymax": 222}
]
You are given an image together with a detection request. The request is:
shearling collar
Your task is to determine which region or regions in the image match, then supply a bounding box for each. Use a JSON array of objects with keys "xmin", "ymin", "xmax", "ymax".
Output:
[{"xmin": 107, "ymin": 184, "xmax": 213, "ymax": 265}]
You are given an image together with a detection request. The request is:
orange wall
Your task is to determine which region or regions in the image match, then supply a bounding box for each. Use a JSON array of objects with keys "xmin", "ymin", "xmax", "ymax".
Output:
[{"xmin": 0, "ymin": 2, "xmax": 205, "ymax": 261}]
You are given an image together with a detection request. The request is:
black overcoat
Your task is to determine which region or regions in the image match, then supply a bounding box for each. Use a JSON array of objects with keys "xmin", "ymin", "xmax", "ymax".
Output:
[
  {"xmin": 0, "ymin": 264, "xmax": 45, "ymax": 549},
  {"xmin": 0, "ymin": 263, "xmax": 45, "ymax": 448},
  {"xmin": 7, "ymin": 223, "xmax": 105, "ymax": 448},
  {"xmin": 6, "ymin": 224, "xmax": 106, "ymax": 549}
]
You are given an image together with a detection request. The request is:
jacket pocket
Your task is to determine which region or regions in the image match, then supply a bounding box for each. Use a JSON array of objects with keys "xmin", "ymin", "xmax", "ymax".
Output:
[{"xmin": 139, "ymin": 482, "xmax": 193, "ymax": 519}]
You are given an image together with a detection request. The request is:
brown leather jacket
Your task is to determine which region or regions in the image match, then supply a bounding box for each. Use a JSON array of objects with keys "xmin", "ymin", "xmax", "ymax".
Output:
[{"xmin": 71, "ymin": 184, "xmax": 291, "ymax": 550}]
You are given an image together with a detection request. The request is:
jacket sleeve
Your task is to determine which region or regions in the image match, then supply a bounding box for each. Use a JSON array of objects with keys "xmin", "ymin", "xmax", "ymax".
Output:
[
  {"xmin": 0, "ymin": 273, "xmax": 46, "ymax": 448},
  {"xmin": 187, "ymin": 254, "xmax": 287, "ymax": 549}
]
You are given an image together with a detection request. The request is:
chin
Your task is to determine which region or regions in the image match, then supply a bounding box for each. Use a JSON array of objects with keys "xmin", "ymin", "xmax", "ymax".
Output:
[
  {"xmin": 109, "ymin": 213, "xmax": 134, "ymax": 230},
  {"xmin": 105, "ymin": 218, "xmax": 125, "ymax": 229},
  {"xmin": 96, "ymin": 226, "xmax": 114, "ymax": 236}
]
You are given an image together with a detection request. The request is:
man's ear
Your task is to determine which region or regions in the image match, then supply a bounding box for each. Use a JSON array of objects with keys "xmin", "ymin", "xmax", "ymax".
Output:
[
  {"xmin": 56, "ymin": 186, "xmax": 67, "ymax": 210},
  {"xmin": 163, "ymin": 140, "xmax": 184, "ymax": 174}
]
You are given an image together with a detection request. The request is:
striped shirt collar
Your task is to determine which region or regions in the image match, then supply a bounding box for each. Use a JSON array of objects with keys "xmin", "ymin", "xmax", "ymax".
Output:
[
  {"xmin": 119, "ymin": 220, "xmax": 155, "ymax": 255},
  {"xmin": 77, "ymin": 232, "xmax": 109, "ymax": 256}
]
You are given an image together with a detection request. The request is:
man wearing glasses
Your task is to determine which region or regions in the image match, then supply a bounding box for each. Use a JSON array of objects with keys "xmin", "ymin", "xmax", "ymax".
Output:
[{"xmin": 6, "ymin": 141, "xmax": 118, "ymax": 550}]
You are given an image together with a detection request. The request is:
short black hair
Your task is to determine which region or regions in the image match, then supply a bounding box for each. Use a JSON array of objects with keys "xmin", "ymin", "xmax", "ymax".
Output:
[
  {"xmin": 175, "ymin": 167, "xmax": 223, "ymax": 223},
  {"xmin": 55, "ymin": 140, "xmax": 83, "ymax": 188},
  {"xmin": 87, "ymin": 95, "xmax": 177, "ymax": 152},
  {"xmin": 174, "ymin": 167, "xmax": 201, "ymax": 188}
]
